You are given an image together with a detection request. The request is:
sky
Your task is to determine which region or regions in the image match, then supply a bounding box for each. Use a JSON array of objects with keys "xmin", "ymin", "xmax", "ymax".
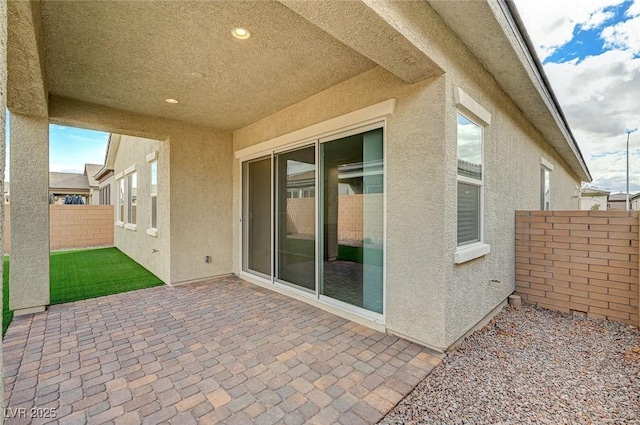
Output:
[
  {"xmin": 4, "ymin": 119, "xmax": 109, "ymax": 181},
  {"xmin": 514, "ymin": 0, "xmax": 640, "ymax": 193}
]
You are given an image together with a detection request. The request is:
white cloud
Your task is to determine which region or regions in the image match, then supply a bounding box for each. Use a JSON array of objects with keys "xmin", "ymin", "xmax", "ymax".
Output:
[
  {"xmin": 583, "ymin": 10, "xmax": 615, "ymax": 30},
  {"xmin": 601, "ymin": 15, "xmax": 640, "ymax": 54},
  {"xmin": 627, "ymin": 0, "xmax": 640, "ymax": 17},
  {"xmin": 514, "ymin": 0, "xmax": 625, "ymax": 60},
  {"xmin": 542, "ymin": 49, "xmax": 640, "ymax": 190}
]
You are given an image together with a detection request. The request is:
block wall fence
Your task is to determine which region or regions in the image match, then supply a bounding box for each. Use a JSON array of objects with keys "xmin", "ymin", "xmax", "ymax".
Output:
[
  {"xmin": 515, "ymin": 210, "xmax": 639, "ymax": 327},
  {"xmin": 3, "ymin": 205, "xmax": 114, "ymax": 253}
]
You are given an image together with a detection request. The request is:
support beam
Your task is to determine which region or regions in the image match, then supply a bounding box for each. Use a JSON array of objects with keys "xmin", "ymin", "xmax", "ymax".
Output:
[
  {"xmin": 10, "ymin": 113, "xmax": 50, "ymax": 315},
  {"xmin": 278, "ymin": 0, "xmax": 443, "ymax": 84},
  {"xmin": 7, "ymin": 0, "xmax": 48, "ymax": 117}
]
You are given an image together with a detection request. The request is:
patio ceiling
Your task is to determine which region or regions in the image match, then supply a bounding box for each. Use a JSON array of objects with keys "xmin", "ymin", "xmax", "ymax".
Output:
[{"xmin": 6, "ymin": 1, "xmax": 443, "ymax": 131}]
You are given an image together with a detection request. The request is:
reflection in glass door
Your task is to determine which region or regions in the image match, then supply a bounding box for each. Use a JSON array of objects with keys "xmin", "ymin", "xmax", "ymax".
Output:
[
  {"xmin": 320, "ymin": 128, "xmax": 384, "ymax": 313},
  {"xmin": 276, "ymin": 146, "xmax": 316, "ymax": 291},
  {"xmin": 242, "ymin": 157, "xmax": 272, "ymax": 277}
]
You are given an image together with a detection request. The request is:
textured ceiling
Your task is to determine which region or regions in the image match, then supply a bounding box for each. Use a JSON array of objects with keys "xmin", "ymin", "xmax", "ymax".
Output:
[{"xmin": 40, "ymin": 1, "xmax": 376, "ymax": 130}]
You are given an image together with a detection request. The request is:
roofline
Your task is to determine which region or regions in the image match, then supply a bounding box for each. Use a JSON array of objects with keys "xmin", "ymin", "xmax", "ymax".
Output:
[{"xmin": 502, "ymin": 0, "xmax": 591, "ymax": 182}]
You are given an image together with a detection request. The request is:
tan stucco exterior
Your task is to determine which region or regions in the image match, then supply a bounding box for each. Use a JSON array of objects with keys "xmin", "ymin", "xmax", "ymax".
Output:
[
  {"xmin": 230, "ymin": 5, "xmax": 582, "ymax": 349},
  {"xmin": 5, "ymin": 1, "xmax": 589, "ymax": 353},
  {"xmin": 9, "ymin": 113, "xmax": 50, "ymax": 315},
  {"xmin": 113, "ymin": 135, "xmax": 170, "ymax": 283}
]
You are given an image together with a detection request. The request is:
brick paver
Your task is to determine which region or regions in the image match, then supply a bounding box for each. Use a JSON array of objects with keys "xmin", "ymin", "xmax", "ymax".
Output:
[{"xmin": 3, "ymin": 276, "xmax": 443, "ymax": 424}]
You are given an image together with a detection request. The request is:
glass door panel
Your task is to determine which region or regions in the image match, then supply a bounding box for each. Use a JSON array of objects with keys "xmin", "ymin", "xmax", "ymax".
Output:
[
  {"xmin": 321, "ymin": 128, "xmax": 383, "ymax": 313},
  {"xmin": 242, "ymin": 157, "xmax": 272, "ymax": 277},
  {"xmin": 276, "ymin": 146, "xmax": 316, "ymax": 291}
]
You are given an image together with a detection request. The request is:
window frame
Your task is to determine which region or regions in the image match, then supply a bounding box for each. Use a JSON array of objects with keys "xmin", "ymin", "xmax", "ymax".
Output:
[
  {"xmin": 453, "ymin": 87, "xmax": 492, "ymax": 264},
  {"xmin": 539, "ymin": 157, "xmax": 554, "ymax": 211},
  {"xmin": 115, "ymin": 178, "xmax": 125, "ymax": 227},
  {"xmin": 456, "ymin": 111, "xmax": 484, "ymax": 247},
  {"xmin": 125, "ymin": 168, "xmax": 137, "ymax": 230},
  {"xmin": 147, "ymin": 159, "xmax": 159, "ymax": 237}
]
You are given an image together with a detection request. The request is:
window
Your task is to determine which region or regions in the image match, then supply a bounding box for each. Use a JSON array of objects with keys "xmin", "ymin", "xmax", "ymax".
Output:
[
  {"xmin": 150, "ymin": 161, "xmax": 158, "ymax": 229},
  {"xmin": 457, "ymin": 112, "xmax": 483, "ymax": 246},
  {"xmin": 99, "ymin": 185, "xmax": 111, "ymax": 205},
  {"xmin": 539, "ymin": 158, "xmax": 553, "ymax": 211},
  {"xmin": 127, "ymin": 172, "xmax": 137, "ymax": 225},
  {"xmin": 117, "ymin": 179, "xmax": 125, "ymax": 223}
]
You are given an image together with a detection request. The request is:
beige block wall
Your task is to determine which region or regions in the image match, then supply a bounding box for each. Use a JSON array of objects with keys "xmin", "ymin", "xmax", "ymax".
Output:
[
  {"xmin": 50, "ymin": 205, "xmax": 114, "ymax": 250},
  {"xmin": 113, "ymin": 135, "xmax": 170, "ymax": 283},
  {"xmin": 516, "ymin": 211, "xmax": 639, "ymax": 327},
  {"xmin": 232, "ymin": 2, "xmax": 582, "ymax": 350},
  {"xmin": 4, "ymin": 205, "xmax": 114, "ymax": 253}
]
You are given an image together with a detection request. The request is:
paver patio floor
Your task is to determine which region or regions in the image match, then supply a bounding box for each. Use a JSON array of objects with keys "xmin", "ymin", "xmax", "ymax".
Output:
[{"xmin": 3, "ymin": 276, "xmax": 443, "ymax": 424}]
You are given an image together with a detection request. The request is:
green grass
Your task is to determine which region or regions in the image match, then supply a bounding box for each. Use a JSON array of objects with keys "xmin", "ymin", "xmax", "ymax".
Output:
[{"xmin": 3, "ymin": 247, "xmax": 163, "ymax": 336}]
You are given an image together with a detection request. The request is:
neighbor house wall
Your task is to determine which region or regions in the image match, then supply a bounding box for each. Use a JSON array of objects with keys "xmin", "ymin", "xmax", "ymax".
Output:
[{"xmin": 113, "ymin": 135, "xmax": 171, "ymax": 283}]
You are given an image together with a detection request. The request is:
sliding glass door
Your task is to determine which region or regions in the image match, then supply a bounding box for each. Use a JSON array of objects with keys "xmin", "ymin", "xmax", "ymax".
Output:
[
  {"xmin": 241, "ymin": 125, "xmax": 384, "ymax": 316},
  {"xmin": 275, "ymin": 146, "xmax": 316, "ymax": 292},
  {"xmin": 320, "ymin": 128, "xmax": 383, "ymax": 313},
  {"xmin": 242, "ymin": 157, "xmax": 272, "ymax": 277}
]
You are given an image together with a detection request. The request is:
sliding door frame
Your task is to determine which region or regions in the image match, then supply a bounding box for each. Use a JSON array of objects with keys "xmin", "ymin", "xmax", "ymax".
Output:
[{"xmin": 238, "ymin": 119, "xmax": 387, "ymax": 324}]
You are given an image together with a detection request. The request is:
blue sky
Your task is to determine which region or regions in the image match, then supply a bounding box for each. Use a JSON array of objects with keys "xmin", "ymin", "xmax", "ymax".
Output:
[
  {"xmin": 515, "ymin": 0, "xmax": 640, "ymax": 193},
  {"xmin": 4, "ymin": 119, "xmax": 109, "ymax": 181}
]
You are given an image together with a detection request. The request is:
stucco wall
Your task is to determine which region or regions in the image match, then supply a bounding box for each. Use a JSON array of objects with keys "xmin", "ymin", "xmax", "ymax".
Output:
[
  {"xmin": 169, "ymin": 129, "xmax": 233, "ymax": 284},
  {"xmin": 113, "ymin": 135, "xmax": 170, "ymax": 283},
  {"xmin": 233, "ymin": 67, "xmax": 449, "ymax": 348},
  {"xmin": 49, "ymin": 98, "xmax": 235, "ymax": 285},
  {"xmin": 232, "ymin": 2, "xmax": 582, "ymax": 350}
]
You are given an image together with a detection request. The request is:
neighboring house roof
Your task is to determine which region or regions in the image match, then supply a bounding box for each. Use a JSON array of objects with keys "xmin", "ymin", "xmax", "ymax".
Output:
[
  {"xmin": 95, "ymin": 133, "xmax": 120, "ymax": 181},
  {"xmin": 84, "ymin": 163, "xmax": 103, "ymax": 187},
  {"xmin": 49, "ymin": 172, "xmax": 90, "ymax": 192},
  {"xmin": 580, "ymin": 187, "xmax": 610, "ymax": 197},
  {"xmin": 608, "ymin": 193, "xmax": 635, "ymax": 202}
]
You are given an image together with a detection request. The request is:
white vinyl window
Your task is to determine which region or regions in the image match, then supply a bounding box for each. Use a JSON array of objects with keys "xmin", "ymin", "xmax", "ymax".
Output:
[
  {"xmin": 127, "ymin": 172, "xmax": 137, "ymax": 226},
  {"xmin": 117, "ymin": 178, "xmax": 125, "ymax": 223},
  {"xmin": 150, "ymin": 161, "xmax": 158, "ymax": 229},
  {"xmin": 539, "ymin": 157, "xmax": 554, "ymax": 211},
  {"xmin": 457, "ymin": 112, "xmax": 483, "ymax": 247}
]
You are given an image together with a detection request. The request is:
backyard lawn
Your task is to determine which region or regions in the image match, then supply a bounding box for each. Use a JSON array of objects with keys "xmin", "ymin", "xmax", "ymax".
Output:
[{"xmin": 3, "ymin": 247, "xmax": 164, "ymax": 335}]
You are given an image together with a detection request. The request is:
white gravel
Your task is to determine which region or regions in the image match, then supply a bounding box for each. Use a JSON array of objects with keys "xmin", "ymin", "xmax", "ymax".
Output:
[{"xmin": 380, "ymin": 304, "xmax": 640, "ymax": 424}]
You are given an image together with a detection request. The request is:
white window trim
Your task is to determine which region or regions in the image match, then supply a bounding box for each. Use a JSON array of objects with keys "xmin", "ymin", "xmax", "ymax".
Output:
[
  {"xmin": 124, "ymin": 223, "xmax": 137, "ymax": 231},
  {"xmin": 146, "ymin": 151, "xmax": 159, "ymax": 163},
  {"xmin": 148, "ymin": 159, "xmax": 158, "ymax": 236},
  {"xmin": 540, "ymin": 158, "xmax": 553, "ymax": 211},
  {"xmin": 115, "ymin": 177, "xmax": 125, "ymax": 225},
  {"xmin": 124, "ymin": 167, "xmax": 137, "ymax": 226},
  {"xmin": 455, "ymin": 88, "xmax": 491, "ymax": 264},
  {"xmin": 540, "ymin": 156, "xmax": 554, "ymax": 171},
  {"xmin": 234, "ymin": 99, "xmax": 396, "ymax": 160},
  {"xmin": 115, "ymin": 221, "xmax": 124, "ymax": 228}
]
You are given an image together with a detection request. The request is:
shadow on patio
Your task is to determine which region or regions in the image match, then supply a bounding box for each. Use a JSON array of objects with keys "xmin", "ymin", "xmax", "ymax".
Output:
[{"xmin": 3, "ymin": 276, "xmax": 443, "ymax": 424}]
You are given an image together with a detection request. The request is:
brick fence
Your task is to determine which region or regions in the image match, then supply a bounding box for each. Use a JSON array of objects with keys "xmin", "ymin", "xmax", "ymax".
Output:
[
  {"xmin": 3, "ymin": 204, "xmax": 114, "ymax": 253},
  {"xmin": 515, "ymin": 211, "xmax": 639, "ymax": 326}
]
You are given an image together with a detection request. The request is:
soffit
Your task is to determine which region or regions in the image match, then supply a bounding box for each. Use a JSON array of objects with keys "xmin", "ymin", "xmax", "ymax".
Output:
[
  {"xmin": 428, "ymin": 0, "xmax": 591, "ymax": 182},
  {"xmin": 39, "ymin": 1, "xmax": 376, "ymax": 130}
]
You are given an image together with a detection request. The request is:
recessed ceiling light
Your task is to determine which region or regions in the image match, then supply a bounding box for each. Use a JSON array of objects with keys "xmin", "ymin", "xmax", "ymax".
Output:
[
  {"xmin": 165, "ymin": 98, "xmax": 179, "ymax": 104},
  {"xmin": 232, "ymin": 27, "xmax": 251, "ymax": 40}
]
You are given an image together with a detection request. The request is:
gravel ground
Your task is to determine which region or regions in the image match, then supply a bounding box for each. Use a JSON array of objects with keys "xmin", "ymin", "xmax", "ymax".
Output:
[{"xmin": 380, "ymin": 304, "xmax": 640, "ymax": 424}]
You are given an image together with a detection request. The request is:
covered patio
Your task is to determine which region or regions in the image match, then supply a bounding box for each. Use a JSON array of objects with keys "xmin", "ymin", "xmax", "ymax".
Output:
[{"xmin": 4, "ymin": 276, "xmax": 442, "ymax": 424}]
